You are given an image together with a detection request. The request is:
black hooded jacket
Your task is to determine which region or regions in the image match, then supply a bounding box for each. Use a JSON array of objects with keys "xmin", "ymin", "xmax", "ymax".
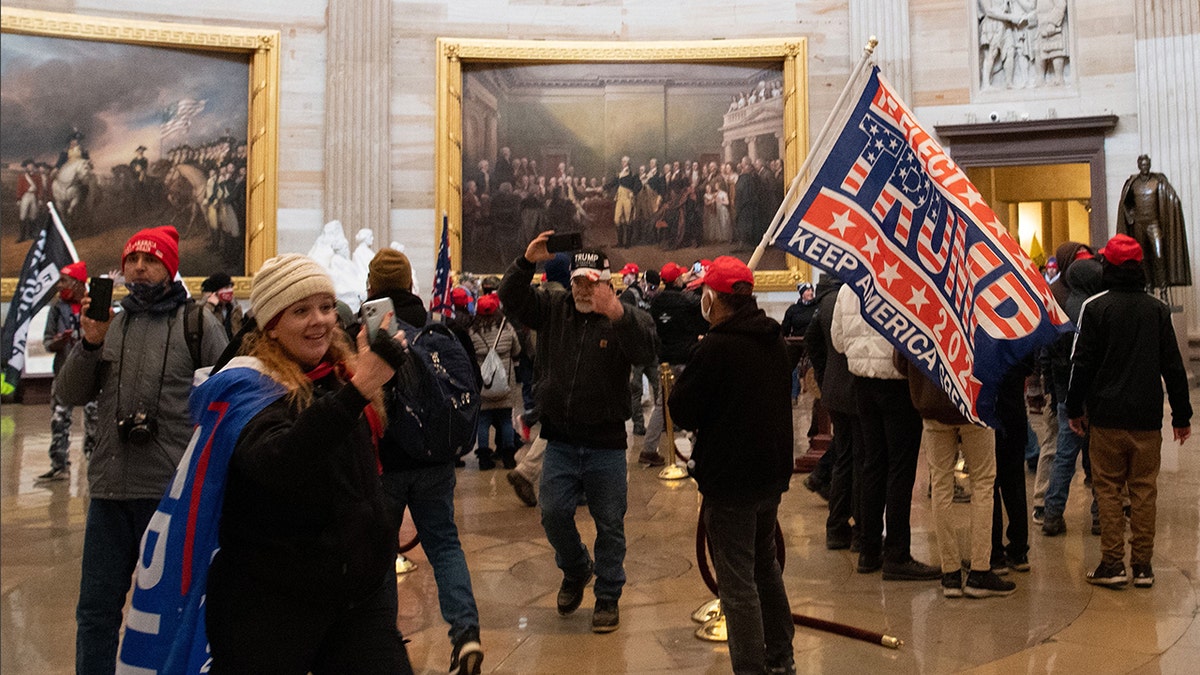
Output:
[{"xmin": 669, "ymin": 300, "xmax": 794, "ymax": 503}]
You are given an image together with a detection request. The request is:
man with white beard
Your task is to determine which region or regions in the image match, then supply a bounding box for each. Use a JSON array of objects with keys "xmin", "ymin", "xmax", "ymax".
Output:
[{"xmin": 498, "ymin": 233, "xmax": 656, "ymax": 634}]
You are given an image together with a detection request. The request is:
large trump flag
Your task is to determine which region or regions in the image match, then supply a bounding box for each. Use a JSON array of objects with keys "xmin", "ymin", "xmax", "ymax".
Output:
[{"xmin": 771, "ymin": 66, "xmax": 1069, "ymax": 428}]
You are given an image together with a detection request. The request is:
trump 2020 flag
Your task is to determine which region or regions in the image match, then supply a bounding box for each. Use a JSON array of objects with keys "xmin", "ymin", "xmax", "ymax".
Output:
[
  {"xmin": 117, "ymin": 357, "xmax": 284, "ymax": 674},
  {"xmin": 772, "ymin": 66, "xmax": 1069, "ymax": 428},
  {"xmin": 430, "ymin": 213, "xmax": 454, "ymax": 317},
  {"xmin": 1, "ymin": 207, "xmax": 78, "ymax": 392}
]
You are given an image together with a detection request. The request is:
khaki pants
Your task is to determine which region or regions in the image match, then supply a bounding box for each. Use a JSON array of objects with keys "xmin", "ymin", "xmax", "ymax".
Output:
[
  {"xmin": 925, "ymin": 419, "xmax": 997, "ymax": 573},
  {"xmin": 1089, "ymin": 426, "xmax": 1162, "ymax": 565}
]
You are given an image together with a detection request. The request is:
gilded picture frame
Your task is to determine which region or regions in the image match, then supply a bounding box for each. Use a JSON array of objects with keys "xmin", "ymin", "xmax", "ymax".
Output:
[
  {"xmin": 1, "ymin": 7, "xmax": 280, "ymax": 299},
  {"xmin": 435, "ymin": 37, "xmax": 809, "ymax": 291}
]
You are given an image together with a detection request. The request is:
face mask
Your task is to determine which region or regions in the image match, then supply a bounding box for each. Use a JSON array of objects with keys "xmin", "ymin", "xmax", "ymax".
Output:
[
  {"xmin": 217, "ymin": 289, "xmax": 235, "ymax": 303},
  {"xmin": 700, "ymin": 287, "xmax": 715, "ymax": 322},
  {"xmin": 125, "ymin": 280, "xmax": 170, "ymax": 304},
  {"xmin": 60, "ymin": 287, "xmax": 77, "ymax": 303}
]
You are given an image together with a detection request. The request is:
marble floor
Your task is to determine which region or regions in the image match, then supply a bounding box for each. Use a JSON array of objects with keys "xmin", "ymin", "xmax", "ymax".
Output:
[{"xmin": 2, "ymin": 389, "xmax": 1199, "ymax": 674}]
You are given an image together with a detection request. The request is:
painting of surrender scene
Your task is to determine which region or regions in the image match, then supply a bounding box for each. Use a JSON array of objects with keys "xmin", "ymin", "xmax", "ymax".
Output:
[
  {"xmin": 459, "ymin": 60, "xmax": 792, "ymax": 274},
  {"xmin": 1, "ymin": 32, "xmax": 250, "ymax": 278}
]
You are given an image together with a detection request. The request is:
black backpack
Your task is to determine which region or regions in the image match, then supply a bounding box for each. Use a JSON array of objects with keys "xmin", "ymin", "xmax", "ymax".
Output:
[{"xmin": 382, "ymin": 321, "xmax": 480, "ymax": 463}]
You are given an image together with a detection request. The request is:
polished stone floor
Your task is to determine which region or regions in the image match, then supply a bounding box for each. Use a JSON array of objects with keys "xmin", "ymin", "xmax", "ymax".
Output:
[{"xmin": 3, "ymin": 389, "xmax": 1199, "ymax": 674}]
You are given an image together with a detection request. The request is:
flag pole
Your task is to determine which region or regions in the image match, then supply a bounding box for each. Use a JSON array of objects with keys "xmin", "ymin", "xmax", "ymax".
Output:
[
  {"xmin": 747, "ymin": 36, "xmax": 879, "ymax": 271},
  {"xmin": 47, "ymin": 202, "xmax": 81, "ymax": 263}
]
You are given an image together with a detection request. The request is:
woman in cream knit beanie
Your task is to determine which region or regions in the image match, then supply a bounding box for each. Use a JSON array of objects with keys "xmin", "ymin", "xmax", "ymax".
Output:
[{"xmin": 250, "ymin": 253, "xmax": 338, "ymax": 327}]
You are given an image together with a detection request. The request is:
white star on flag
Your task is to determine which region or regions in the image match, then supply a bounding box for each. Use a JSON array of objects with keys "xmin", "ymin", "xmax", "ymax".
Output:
[
  {"xmin": 829, "ymin": 210, "xmax": 855, "ymax": 236},
  {"xmin": 879, "ymin": 262, "xmax": 902, "ymax": 287},
  {"xmin": 862, "ymin": 234, "xmax": 881, "ymax": 260},
  {"xmin": 907, "ymin": 285, "xmax": 930, "ymax": 311},
  {"xmin": 963, "ymin": 185, "xmax": 984, "ymax": 207}
]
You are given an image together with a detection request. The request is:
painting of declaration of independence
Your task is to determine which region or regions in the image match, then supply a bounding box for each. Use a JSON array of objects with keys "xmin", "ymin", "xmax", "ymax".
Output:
[
  {"xmin": 460, "ymin": 61, "xmax": 791, "ymax": 274},
  {"xmin": 1, "ymin": 33, "xmax": 250, "ymax": 278}
]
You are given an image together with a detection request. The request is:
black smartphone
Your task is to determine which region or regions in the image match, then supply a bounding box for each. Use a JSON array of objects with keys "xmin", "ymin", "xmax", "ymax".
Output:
[
  {"xmin": 85, "ymin": 277, "xmax": 113, "ymax": 322},
  {"xmin": 360, "ymin": 297, "xmax": 395, "ymax": 341},
  {"xmin": 545, "ymin": 232, "xmax": 583, "ymax": 253}
]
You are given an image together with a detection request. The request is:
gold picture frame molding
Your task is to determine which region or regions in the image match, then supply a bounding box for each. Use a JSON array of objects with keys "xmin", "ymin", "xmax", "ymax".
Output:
[
  {"xmin": 435, "ymin": 37, "xmax": 810, "ymax": 291},
  {"xmin": 0, "ymin": 7, "xmax": 280, "ymax": 299}
]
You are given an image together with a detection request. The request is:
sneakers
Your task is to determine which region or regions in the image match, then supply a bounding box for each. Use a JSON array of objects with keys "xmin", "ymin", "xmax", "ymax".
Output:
[
  {"xmin": 591, "ymin": 598, "xmax": 620, "ymax": 633},
  {"xmin": 881, "ymin": 557, "xmax": 941, "ymax": 581},
  {"xmin": 1008, "ymin": 553, "xmax": 1030, "ymax": 572},
  {"xmin": 1032, "ymin": 506, "xmax": 1045, "ymax": 525},
  {"xmin": 1131, "ymin": 563, "xmax": 1154, "ymax": 588},
  {"xmin": 990, "ymin": 554, "xmax": 1010, "ymax": 576},
  {"xmin": 35, "ymin": 466, "xmax": 69, "ymax": 482},
  {"xmin": 638, "ymin": 451, "xmax": 666, "ymax": 467},
  {"xmin": 557, "ymin": 560, "xmax": 594, "ymax": 615},
  {"xmin": 1086, "ymin": 560, "xmax": 1128, "ymax": 588},
  {"xmin": 942, "ymin": 570, "xmax": 965, "ymax": 598},
  {"xmin": 506, "ymin": 471, "xmax": 537, "ymax": 507},
  {"xmin": 965, "ymin": 570, "xmax": 1017, "ymax": 598},
  {"xmin": 449, "ymin": 628, "xmax": 483, "ymax": 675},
  {"xmin": 1041, "ymin": 514, "xmax": 1066, "ymax": 536}
]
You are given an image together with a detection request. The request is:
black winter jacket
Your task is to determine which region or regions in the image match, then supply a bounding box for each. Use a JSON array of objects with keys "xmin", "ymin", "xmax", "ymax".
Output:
[
  {"xmin": 212, "ymin": 371, "xmax": 396, "ymax": 604},
  {"xmin": 499, "ymin": 256, "xmax": 657, "ymax": 449},
  {"xmin": 804, "ymin": 278, "xmax": 857, "ymax": 415},
  {"xmin": 669, "ymin": 301, "xmax": 794, "ymax": 503},
  {"xmin": 1066, "ymin": 264, "xmax": 1192, "ymax": 431},
  {"xmin": 649, "ymin": 286, "xmax": 707, "ymax": 365}
]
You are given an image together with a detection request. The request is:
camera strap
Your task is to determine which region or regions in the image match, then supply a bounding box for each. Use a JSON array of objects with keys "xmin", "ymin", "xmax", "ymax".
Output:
[{"xmin": 115, "ymin": 309, "xmax": 175, "ymax": 420}]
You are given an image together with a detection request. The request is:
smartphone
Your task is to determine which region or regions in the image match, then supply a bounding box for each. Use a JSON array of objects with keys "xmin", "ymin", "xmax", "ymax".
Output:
[
  {"xmin": 545, "ymin": 232, "xmax": 583, "ymax": 253},
  {"xmin": 360, "ymin": 297, "xmax": 395, "ymax": 341},
  {"xmin": 85, "ymin": 277, "xmax": 114, "ymax": 322}
]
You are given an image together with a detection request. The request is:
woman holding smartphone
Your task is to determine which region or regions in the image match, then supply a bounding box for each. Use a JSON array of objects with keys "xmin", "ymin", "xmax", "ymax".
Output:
[{"xmin": 203, "ymin": 254, "xmax": 413, "ymax": 673}]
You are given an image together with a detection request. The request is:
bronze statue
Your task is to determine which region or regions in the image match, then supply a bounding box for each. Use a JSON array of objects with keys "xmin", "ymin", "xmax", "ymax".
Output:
[{"xmin": 1116, "ymin": 155, "xmax": 1191, "ymax": 288}]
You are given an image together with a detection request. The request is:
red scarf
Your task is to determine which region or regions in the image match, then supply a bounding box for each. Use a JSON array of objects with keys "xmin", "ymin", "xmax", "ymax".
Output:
[{"xmin": 306, "ymin": 361, "xmax": 383, "ymax": 474}]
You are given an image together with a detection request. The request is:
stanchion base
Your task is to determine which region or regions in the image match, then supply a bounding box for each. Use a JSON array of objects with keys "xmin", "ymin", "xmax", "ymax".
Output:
[
  {"xmin": 658, "ymin": 464, "xmax": 689, "ymax": 481},
  {"xmin": 696, "ymin": 614, "xmax": 728, "ymax": 642},
  {"xmin": 395, "ymin": 554, "xmax": 417, "ymax": 575},
  {"xmin": 691, "ymin": 598, "xmax": 721, "ymax": 623},
  {"xmin": 881, "ymin": 635, "xmax": 904, "ymax": 649},
  {"xmin": 793, "ymin": 434, "xmax": 832, "ymax": 473}
]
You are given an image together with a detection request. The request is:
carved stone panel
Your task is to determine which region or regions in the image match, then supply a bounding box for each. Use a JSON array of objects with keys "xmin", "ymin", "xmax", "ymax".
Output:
[{"xmin": 975, "ymin": 0, "xmax": 1071, "ymax": 92}]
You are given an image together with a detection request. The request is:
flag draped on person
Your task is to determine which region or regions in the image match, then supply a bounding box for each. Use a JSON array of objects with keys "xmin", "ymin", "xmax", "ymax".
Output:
[
  {"xmin": 430, "ymin": 213, "xmax": 454, "ymax": 317},
  {"xmin": 0, "ymin": 206, "xmax": 79, "ymax": 393},
  {"xmin": 161, "ymin": 98, "xmax": 207, "ymax": 140},
  {"xmin": 117, "ymin": 357, "xmax": 285, "ymax": 675},
  {"xmin": 771, "ymin": 66, "xmax": 1069, "ymax": 428}
]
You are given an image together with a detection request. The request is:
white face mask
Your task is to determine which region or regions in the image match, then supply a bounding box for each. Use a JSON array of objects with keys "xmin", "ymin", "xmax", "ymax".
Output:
[{"xmin": 700, "ymin": 287, "xmax": 715, "ymax": 322}]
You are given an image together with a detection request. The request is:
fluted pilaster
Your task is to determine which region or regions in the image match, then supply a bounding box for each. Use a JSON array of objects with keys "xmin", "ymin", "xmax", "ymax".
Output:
[
  {"xmin": 849, "ymin": 0, "xmax": 912, "ymax": 102},
  {"xmin": 325, "ymin": 0, "xmax": 391, "ymax": 247}
]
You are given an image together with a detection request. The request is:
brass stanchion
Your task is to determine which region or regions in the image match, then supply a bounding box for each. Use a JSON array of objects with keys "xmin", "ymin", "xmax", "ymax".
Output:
[{"xmin": 656, "ymin": 362, "xmax": 689, "ymax": 481}]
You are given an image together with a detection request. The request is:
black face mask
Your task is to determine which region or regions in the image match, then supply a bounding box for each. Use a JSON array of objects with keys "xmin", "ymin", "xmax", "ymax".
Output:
[
  {"xmin": 125, "ymin": 280, "xmax": 170, "ymax": 304},
  {"xmin": 121, "ymin": 279, "xmax": 188, "ymax": 314}
]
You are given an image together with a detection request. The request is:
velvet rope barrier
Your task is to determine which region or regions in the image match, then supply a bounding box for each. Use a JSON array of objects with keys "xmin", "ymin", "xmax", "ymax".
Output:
[{"xmin": 695, "ymin": 509, "xmax": 903, "ymax": 649}]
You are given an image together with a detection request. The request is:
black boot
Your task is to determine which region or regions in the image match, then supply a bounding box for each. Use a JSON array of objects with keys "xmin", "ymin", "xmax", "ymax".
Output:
[{"xmin": 476, "ymin": 447, "xmax": 496, "ymax": 471}]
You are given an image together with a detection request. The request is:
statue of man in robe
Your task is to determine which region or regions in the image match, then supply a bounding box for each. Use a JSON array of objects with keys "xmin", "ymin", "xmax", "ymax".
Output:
[{"xmin": 1117, "ymin": 155, "xmax": 1191, "ymax": 288}]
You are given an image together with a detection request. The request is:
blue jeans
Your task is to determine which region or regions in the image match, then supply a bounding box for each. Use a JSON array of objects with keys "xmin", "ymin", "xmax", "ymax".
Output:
[
  {"xmin": 703, "ymin": 496, "xmax": 794, "ymax": 674},
  {"xmin": 539, "ymin": 441, "xmax": 628, "ymax": 600},
  {"xmin": 476, "ymin": 407, "xmax": 514, "ymax": 456},
  {"xmin": 381, "ymin": 465, "xmax": 479, "ymax": 642},
  {"xmin": 76, "ymin": 498, "xmax": 160, "ymax": 675},
  {"xmin": 1044, "ymin": 402, "xmax": 1087, "ymax": 518}
]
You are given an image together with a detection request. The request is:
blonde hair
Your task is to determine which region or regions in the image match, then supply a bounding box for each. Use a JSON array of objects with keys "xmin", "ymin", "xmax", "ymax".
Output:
[{"xmin": 242, "ymin": 328, "xmax": 356, "ymax": 409}]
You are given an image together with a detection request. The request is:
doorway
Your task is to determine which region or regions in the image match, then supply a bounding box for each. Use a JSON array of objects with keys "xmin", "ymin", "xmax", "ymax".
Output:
[{"xmin": 967, "ymin": 162, "xmax": 1092, "ymax": 268}]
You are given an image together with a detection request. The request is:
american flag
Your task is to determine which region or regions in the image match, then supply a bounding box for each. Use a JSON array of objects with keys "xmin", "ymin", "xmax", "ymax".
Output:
[
  {"xmin": 429, "ymin": 213, "xmax": 454, "ymax": 318},
  {"xmin": 161, "ymin": 98, "xmax": 207, "ymax": 140},
  {"xmin": 772, "ymin": 66, "xmax": 1069, "ymax": 428}
]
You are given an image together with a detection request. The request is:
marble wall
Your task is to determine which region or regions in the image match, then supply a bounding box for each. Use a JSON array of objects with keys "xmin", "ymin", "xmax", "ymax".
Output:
[{"xmin": 6, "ymin": 0, "xmax": 1197, "ymax": 341}]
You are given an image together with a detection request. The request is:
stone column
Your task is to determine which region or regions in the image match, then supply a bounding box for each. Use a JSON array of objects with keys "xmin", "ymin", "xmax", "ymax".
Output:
[
  {"xmin": 746, "ymin": 136, "xmax": 758, "ymax": 162},
  {"xmin": 849, "ymin": 0, "xmax": 913, "ymax": 102},
  {"xmin": 1135, "ymin": 0, "xmax": 1199, "ymax": 337},
  {"xmin": 325, "ymin": 0, "xmax": 391, "ymax": 246}
]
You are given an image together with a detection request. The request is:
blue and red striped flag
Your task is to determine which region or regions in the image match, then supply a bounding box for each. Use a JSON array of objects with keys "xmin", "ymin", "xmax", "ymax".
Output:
[
  {"xmin": 430, "ymin": 213, "xmax": 454, "ymax": 318},
  {"xmin": 772, "ymin": 66, "xmax": 1070, "ymax": 428},
  {"xmin": 118, "ymin": 358, "xmax": 285, "ymax": 674}
]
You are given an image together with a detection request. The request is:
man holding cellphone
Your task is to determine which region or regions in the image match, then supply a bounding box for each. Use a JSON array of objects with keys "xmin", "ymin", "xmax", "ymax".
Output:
[
  {"xmin": 56, "ymin": 226, "xmax": 227, "ymax": 674},
  {"xmin": 498, "ymin": 232, "xmax": 656, "ymax": 633}
]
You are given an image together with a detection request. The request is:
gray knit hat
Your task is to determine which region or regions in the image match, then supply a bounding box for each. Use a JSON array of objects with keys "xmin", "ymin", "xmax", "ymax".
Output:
[{"xmin": 250, "ymin": 254, "xmax": 336, "ymax": 326}]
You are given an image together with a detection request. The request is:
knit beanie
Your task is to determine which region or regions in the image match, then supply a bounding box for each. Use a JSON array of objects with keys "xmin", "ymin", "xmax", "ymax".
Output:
[
  {"xmin": 123, "ymin": 225, "xmax": 180, "ymax": 278},
  {"xmin": 60, "ymin": 261, "xmax": 89, "ymax": 283},
  {"xmin": 202, "ymin": 272, "xmax": 233, "ymax": 293},
  {"xmin": 368, "ymin": 248, "xmax": 413, "ymax": 293},
  {"xmin": 250, "ymin": 254, "xmax": 337, "ymax": 326}
]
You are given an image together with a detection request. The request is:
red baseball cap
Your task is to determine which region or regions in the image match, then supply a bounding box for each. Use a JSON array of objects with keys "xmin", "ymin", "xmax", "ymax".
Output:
[
  {"xmin": 123, "ymin": 225, "xmax": 180, "ymax": 278},
  {"xmin": 60, "ymin": 261, "xmax": 88, "ymax": 282},
  {"xmin": 619, "ymin": 263, "xmax": 640, "ymax": 277},
  {"xmin": 1099, "ymin": 233, "xmax": 1143, "ymax": 266},
  {"xmin": 659, "ymin": 262, "xmax": 686, "ymax": 284},
  {"xmin": 476, "ymin": 293, "xmax": 500, "ymax": 316},
  {"xmin": 703, "ymin": 256, "xmax": 755, "ymax": 293},
  {"xmin": 450, "ymin": 286, "xmax": 472, "ymax": 307}
]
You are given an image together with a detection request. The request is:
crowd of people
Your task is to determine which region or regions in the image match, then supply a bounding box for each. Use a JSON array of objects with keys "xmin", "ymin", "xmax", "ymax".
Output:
[{"xmin": 32, "ymin": 218, "xmax": 1191, "ymax": 673}]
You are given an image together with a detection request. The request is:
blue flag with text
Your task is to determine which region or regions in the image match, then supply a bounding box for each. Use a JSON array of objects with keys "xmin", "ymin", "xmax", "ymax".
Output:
[{"xmin": 772, "ymin": 66, "xmax": 1069, "ymax": 427}]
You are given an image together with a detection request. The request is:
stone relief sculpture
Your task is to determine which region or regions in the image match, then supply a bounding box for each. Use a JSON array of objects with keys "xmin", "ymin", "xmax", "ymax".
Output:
[{"xmin": 978, "ymin": 0, "xmax": 1070, "ymax": 90}]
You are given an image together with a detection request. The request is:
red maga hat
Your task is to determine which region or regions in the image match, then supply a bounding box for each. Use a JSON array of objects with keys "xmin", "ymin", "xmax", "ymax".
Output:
[
  {"xmin": 1099, "ymin": 233, "xmax": 1143, "ymax": 266},
  {"xmin": 703, "ymin": 256, "xmax": 755, "ymax": 293}
]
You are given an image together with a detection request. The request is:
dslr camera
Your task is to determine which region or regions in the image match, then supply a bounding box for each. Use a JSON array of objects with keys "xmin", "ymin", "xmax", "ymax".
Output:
[{"xmin": 118, "ymin": 407, "xmax": 159, "ymax": 445}]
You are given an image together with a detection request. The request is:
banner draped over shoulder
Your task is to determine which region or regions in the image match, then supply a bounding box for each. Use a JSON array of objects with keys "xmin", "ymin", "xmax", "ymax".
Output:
[
  {"xmin": 117, "ymin": 358, "xmax": 284, "ymax": 675},
  {"xmin": 771, "ymin": 66, "xmax": 1070, "ymax": 428}
]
